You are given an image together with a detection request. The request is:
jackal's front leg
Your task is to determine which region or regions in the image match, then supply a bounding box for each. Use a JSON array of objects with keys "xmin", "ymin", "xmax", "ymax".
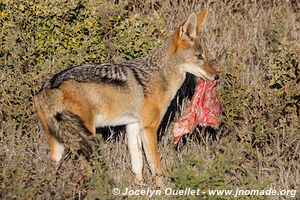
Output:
[
  {"xmin": 140, "ymin": 108, "xmax": 163, "ymax": 186},
  {"xmin": 126, "ymin": 122, "xmax": 143, "ymax": 184}
]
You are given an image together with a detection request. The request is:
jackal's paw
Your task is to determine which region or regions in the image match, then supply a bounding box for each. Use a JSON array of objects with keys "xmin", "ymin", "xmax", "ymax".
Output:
[
  {"xmin": 154, "ymin": 173, "xmax": 165, "ymax": 189},
  {"xmin": 133, "ymin": 176, "xmax": 144, "ymax": 186}
]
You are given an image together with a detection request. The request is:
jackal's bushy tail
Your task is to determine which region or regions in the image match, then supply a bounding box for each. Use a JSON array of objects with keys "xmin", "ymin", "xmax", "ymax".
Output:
[{"xmin": 48, "ymin": 110, "xmax": 96, "ymax": 159}]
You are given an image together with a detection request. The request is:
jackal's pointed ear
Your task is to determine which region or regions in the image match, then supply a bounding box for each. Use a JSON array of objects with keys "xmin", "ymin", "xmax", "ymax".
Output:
[
  {"xmin": 179, "ymin": 12, "xmax": 197, "ymax": 40},
  {"xmin": 197, "ymin": 8, "xmax": 208, "ymax": 32}
]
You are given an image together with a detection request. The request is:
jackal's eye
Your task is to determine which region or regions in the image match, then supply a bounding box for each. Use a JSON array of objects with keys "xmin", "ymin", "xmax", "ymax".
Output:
[{"xmin": 196, "ymin": 54, "xmax": 204, "ymax": 60}]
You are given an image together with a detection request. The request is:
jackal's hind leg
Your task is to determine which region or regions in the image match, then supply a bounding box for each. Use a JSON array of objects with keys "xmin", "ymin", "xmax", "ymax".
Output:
[
  {"xmin": 48, "ymin": 134, "xmax": 65, "ymax": 162},
  {"xmin": 35, "ymin": 100, "xmax": 65, "ymax": 162}
]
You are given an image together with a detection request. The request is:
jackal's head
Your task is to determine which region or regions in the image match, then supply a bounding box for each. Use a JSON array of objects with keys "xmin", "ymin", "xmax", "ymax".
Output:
[{"xmin": 171, "ymin": 9, "xmax": 219, "ymax": 80}]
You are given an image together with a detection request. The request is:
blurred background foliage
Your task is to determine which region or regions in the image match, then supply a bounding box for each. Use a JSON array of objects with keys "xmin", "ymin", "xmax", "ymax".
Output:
[{"xmin": 0, "ymin": 0, "xmax": 299, "ymax": 199}]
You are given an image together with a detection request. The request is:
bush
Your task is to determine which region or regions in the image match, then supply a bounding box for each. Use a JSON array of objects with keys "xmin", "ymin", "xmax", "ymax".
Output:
[{"xmin": 1, "ymin": 0, "xmax": 299, "ymax": 199}]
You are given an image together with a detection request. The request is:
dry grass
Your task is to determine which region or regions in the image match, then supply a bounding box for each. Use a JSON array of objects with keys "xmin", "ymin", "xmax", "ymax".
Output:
[{"xmin": 0, "ymin": 0, "xmax": 299, "ymax": 199}]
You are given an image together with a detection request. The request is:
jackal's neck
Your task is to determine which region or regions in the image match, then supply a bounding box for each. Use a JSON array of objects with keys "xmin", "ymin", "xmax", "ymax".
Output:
[{"xmin": 144, "ymin": 37, "xmax": 174, "ymax": 72}]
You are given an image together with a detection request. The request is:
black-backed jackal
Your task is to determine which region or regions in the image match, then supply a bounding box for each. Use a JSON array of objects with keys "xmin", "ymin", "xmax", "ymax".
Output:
[{"xmin": 34, "ymin": 9, "xmax": 219, "ymax": 185}]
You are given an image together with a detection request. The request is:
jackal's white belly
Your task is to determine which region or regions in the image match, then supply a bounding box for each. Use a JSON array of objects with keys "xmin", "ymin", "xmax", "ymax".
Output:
[{"xmin": 95, "ymin": 113, "xmax": 139, "ymax": 127}]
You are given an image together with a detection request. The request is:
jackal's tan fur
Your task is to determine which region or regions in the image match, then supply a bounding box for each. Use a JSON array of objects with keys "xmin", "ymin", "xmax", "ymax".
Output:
[{"xmin": 34, "ymin": 9, "xmax": 218, "ymax": 184}]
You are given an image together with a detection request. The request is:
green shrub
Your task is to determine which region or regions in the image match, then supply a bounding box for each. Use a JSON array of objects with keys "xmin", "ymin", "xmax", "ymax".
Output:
[
  {"xmin": 1, "ymin": 0, "xmax": 299, "ymax": 199},
  {"xmin": 0, "ymin": 0, "xmax": 167, "ymax": 199}
]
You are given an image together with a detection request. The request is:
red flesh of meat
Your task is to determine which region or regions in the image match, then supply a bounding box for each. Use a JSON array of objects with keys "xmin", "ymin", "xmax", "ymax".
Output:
[{"xmin": 173, "ymin": 79, "xmax": 222, "ymax": 144}]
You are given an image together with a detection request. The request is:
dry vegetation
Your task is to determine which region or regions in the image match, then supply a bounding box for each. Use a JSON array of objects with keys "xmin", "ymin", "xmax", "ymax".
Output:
[{"xmin": 1, "ymin": 0, "xmax": 299, "ymax": 199}]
